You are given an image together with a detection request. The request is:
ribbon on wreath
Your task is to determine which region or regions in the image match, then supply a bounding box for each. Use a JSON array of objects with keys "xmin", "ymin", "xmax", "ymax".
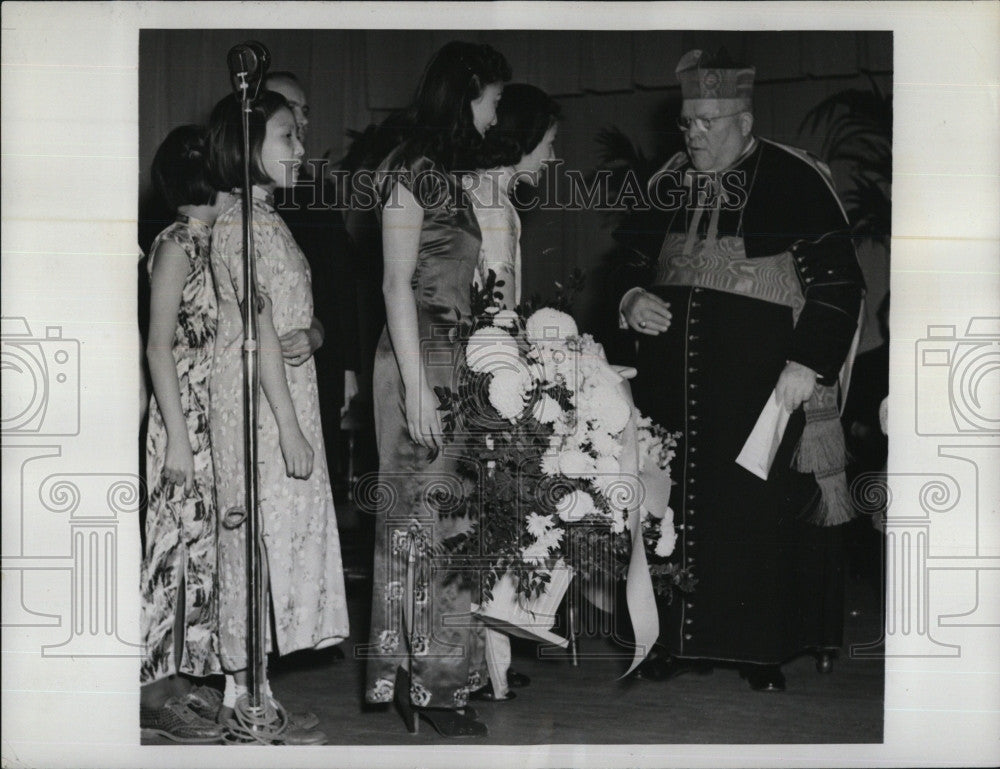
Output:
[
  {"xmin": 573, "ymin": 359, "xmax": 660, "ymax": 677},
  {"xmin": 617, "ymin": 379, "xmax": 661, "ymax": 678}
]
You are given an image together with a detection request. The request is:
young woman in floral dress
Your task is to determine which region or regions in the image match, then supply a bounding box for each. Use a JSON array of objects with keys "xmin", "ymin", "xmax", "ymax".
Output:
[
  {"xmin": 140, "ymin": 125, "xmax": 230, "ymax": 743},
  {"xmin": 363, "ymin": 41, "xmax": 511, "ymax": 738},
  {"xmin": 207, "ymin": 90, "xmax": 349, "ymax": 745}
]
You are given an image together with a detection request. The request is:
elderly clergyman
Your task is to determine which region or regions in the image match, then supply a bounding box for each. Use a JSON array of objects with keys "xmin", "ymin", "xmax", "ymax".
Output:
[{"xmin": 614, "ymin": 48, "xmax": 865, "ymax": 691}]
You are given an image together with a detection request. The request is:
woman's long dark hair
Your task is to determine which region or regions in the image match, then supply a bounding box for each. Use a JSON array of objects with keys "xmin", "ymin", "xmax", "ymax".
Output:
[
  {"xmin": 474, "ymin": 83, "xmax": 561, "ymax": 169},
  {"xmin": 392, "ymin": 41, "xmax": 511, "ymax": 174}
]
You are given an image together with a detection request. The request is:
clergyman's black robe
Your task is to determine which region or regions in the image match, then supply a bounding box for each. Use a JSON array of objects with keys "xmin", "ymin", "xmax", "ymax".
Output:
[{"xmin": 613, "ymin": 138, "xmax": 865, "ymax": 664}]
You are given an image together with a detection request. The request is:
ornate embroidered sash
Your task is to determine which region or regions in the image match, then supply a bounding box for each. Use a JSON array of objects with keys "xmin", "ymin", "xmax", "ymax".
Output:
[{"xmin": 654, "ymin": 232, "xmax": 806, "ymax": 322}]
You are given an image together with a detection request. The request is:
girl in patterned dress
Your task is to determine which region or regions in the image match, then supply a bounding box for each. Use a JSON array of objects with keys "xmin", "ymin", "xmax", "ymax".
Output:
[
  {"xmin": 206, "ymin": 91, "xmax": 349, "ymax": 744},
  {"xmin": 140, "ymin": 125, "xmax": 232, "ymax": 743},
  {"xmin": 363, "ymin": 41, "xmax": 511, "ymax": 739}
]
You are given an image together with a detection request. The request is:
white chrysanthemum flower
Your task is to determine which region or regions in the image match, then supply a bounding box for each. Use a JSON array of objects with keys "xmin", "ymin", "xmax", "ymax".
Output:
[
  {"xmin": 537, "ymin": 526, "xmax": 564, "ymax": 552},
  {"xmin": 522, "ymin": 540, "xmax": 552, "ymax": 565},
  {"xmin": 584, "ymin": 386, "xmax": 631, "ymax": 435},
  {"xmin": 559, "ymin": 449, "xmax": 596, "ymax": 479},
  {"xmin": 540, "ymin": 450, "xmax": 562, "ymax": 477},
  {"xmin": 532, "ymin": 393, "xmax": 563, "ymax": 424},
  {"xmin": 535, "ymin": 343, "xmax": 575, "ymax": 384},
  {"xmin": 610, "ymin": 508, "xmax": 627, "ymax": 534},
  {"xmin": 591, "ymin": 455, "xmax": 623, "ymax": 498},
  {"xmin": 525, "ymin": 512, "xmax": 555, "ymax": 539},
  {"xmin": 488, "ymin": 369, "xmax": 529, "ymax": 421},
  {"xmin": 526, "ymin": 308, "xmax": 578, "ymax": 345},
  {"xmin": 595, "ymin": 455, "xmax": 621, "ymax": 475},
  {"xmin": 555, "ymin": 489, "xmax": 596, "ymax": 522},
  {"xmin": 466, "ymin": 327, "xmax": 520, "ymax": 374},
  {"xmin": 655, "ymin": 519, "xmax": 677, "ymax": 557},
  {"xmin": 552, "ymin": 413, "xmax": 576, "ymax": 437},
  {"xmin": 492, "ymin": 309, "xmax": 519, "ymax": 329},
  {"xmin": 590, "ymin": 429, "xmax": 623, "ymax": 459}
]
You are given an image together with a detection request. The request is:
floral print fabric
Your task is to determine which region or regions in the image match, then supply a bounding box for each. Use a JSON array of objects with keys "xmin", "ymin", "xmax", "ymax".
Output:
[
  {"xmin": 140, "ymin": 217, "xmax": 221, "ymax": 684},
  {"xmin": 210, "ymin": 190, "xmax": 349, "ymax": 671}
]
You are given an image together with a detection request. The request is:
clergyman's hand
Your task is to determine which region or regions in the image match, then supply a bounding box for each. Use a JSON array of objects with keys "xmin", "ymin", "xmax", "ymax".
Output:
[
  {"xmin": 775, "ymin": 361, "xmax": 818, "ymax": 412},
  {"xmin": 623, "ymin": 289, "xmax": 672, "ymax": 336}
]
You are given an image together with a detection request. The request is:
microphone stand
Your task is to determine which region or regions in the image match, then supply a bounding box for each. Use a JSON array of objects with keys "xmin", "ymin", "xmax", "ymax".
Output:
[
  {"xmin": 236, "ymin": 66, "xmax": 266, "ymax": 723},
  {"xmin": 226, "ymin": 41, "xmax": 280, "ymax": 743}
]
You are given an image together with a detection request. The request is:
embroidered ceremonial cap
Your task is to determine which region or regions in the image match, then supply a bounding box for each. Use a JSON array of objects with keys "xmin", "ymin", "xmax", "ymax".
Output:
[{"xmin": 676, "ymin": 48, "xmax": 755, "ymax": 99}]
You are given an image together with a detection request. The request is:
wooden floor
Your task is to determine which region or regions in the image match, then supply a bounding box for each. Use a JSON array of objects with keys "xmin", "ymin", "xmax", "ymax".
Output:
[
  {"xmin": 143, "ymin": 541, "xmax": 885, "ymax": 746},
  {"xmin": 269, "ymin": 573, "xmax": 884, "ymax": 745}
]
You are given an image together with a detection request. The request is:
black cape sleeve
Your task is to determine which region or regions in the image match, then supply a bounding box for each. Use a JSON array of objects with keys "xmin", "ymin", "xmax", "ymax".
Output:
[{"xmin": 745, "ymin": 141, "xmax": 866, "ymax": 382}]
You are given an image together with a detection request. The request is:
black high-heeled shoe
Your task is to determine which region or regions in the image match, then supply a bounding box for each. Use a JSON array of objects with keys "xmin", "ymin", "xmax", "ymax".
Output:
[
  {"xmin": 416, "ymin": 708, "xmax": 488, "ymax": 738},
  {"xmin": 394, "ymin": 666, "xmax": 487, "ymax": 737},
  {"xmin": 394, "ymin": 666, "xmax": 418, "ymax": 734}
]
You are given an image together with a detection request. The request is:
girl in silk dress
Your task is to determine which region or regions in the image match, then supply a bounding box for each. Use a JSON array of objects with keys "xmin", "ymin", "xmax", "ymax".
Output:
[
  {"xmin": 362, "ymin": 41, "xmax": 511, "ymax": 738},
  {"xmin": 140, "ymin": 125, "xmax": 231, "ymax": 742},
  {"xmin": 207, "ymin": 91, "xmax": 349, "ymax": 743},
  {"xmin": 463, "ymin": 84, "xmax": 561, "ymax": 701}
]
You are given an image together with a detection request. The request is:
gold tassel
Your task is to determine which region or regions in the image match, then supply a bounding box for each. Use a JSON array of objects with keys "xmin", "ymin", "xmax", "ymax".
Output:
[{"xmin": 793, "ymin": 385, "xmax": 855, "ymax": 526}]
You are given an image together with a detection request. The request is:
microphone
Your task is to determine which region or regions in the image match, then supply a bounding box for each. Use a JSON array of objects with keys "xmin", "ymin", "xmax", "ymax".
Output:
[{"xmin": 227, "ymin": 41, "xmax": 271, "ymax": 100}]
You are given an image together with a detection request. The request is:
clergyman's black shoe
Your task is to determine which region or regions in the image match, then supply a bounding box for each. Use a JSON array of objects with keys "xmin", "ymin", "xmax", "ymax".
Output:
[
  {"xmin": 506, "ymin": 669, "xmax": 530, "ymax": 688},
  {"xmin": 741, "ymin": 664, "xmax": 786, "ymax": 692},
  {"xmin": 634, "ymin": 655, "xmax": 713, "ymax": 682}
]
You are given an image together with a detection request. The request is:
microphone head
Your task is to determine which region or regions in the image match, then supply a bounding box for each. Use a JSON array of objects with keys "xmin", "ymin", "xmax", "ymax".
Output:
[
  {"xmin": 245, "ymin": 41, "xmax": 271, "ymax": 73},
  {"xmin": 227, "ymin": 40, "xmax": 272, "ymax": 99}
]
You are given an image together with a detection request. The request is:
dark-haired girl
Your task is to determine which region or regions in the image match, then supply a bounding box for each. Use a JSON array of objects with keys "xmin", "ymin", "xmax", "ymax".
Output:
[
  {"xmin": 364, "ymin": 40, "xmax": 511, "ymax": 738},
  {"xmin": 467, "ymin": 82, "xmax": 560, "ymax": 311},
  {"xmin": 207, "ymin": 91, "xmax": 348, "ymax": 743},
  {"xmin": 140, "ymin": 125, "xmax": 232, "ymax": 742},
  {"xmin": 463, "ymin": 84, "xmax": 561, "ymax": 701}
]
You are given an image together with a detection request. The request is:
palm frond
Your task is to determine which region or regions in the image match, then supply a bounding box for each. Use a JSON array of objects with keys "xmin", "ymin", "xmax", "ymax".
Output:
[{"xmin": 802, "ymin": 77, "xmax": 892, "ymax": 245}]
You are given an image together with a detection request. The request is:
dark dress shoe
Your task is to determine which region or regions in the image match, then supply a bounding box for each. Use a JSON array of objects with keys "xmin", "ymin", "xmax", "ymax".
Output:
[
  {"xmin": 634, "ymin": 655, "xmax": 673, "ymax": 681},
  {"xmin": 183, "ymin": 685, "xmax": 223, "ymax": 720},
  {"xmin": 141, "ymin": 697, "xmax": 225, "ymax": 743},
  {"xmin": 469, "ymin": 682, "xmax": 516, "ymax": 702},
  {"xmin": 417, "ymin": 708, "xmax": 488, "ymax": 738},
  {"xmin": 634, "ymin": 655, "xmax": 713, "ymax": 681},
  {"xmin": 506, "ymin": 669, "xmax": 530, "ymax": 688},
  {"xmin": 742, "ymin": 664, "xmax": 786, "ymax": 692}
]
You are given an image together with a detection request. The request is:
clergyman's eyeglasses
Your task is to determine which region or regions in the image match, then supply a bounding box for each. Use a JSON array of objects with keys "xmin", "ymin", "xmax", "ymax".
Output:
[{"xmin": 676, "ymin": 112, "xmax": 746, "ymax": 132}]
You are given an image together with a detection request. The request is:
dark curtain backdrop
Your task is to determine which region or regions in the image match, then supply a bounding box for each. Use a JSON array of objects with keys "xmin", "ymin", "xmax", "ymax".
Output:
[{"xmin": 139, "ymin": 29, "xmax": 891, "ymax": 348}]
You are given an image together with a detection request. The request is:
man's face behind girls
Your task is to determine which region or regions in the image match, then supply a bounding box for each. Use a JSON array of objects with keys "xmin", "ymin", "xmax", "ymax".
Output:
[{"xmin": 259, "ymin": 107, "xmax": 304, "ymax": 189}]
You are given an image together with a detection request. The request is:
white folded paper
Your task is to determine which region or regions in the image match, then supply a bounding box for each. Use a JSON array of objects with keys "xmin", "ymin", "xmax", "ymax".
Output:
[
  {"xmin": 736, "ymin": 388, "xmax": 790, "ymax": 480},
  {"xmin": 611, "ymin": 364, "xmax": 638, "ymax": 380}
]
